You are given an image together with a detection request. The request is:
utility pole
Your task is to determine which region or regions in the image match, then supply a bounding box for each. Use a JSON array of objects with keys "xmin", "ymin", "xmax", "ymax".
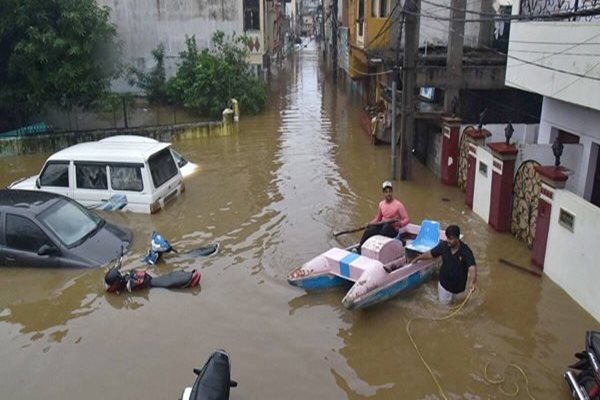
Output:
[
  {"xmin": 391, "ymin": 11, "xmax": 404, "ymax": 180},
  {"xmin": 331, "ymin": 0, "xmax": 338, "ymax": 83},
  {"xmin": 399, "ymin": 0, "xmax": 420, "ymax": 180},
  {"xmin": 444, "ymin": 0, "xmax": 466, "ymax": 114},
  {"xmin": 320, "ymin": 0, "xmax": 326, "ymax": 55},
  {"xmin": 478, "ymin": 0, "xmax": 494, "ymax": 48}
]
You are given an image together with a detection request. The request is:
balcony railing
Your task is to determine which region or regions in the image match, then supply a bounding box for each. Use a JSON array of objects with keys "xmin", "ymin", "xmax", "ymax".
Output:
[{"xmin": 519, "ymin": 0, "xmax": 600, "ymax": 20}]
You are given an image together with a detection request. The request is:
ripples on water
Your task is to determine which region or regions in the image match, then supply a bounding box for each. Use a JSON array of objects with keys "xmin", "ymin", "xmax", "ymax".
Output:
[{"xmin": 0, "ymin": 42, "xmax": 598, "ymax": 399}]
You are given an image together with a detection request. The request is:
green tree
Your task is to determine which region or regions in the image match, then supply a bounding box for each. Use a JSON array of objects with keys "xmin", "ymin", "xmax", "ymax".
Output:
[
  {"xmin": 128, "ymin": 44, "xmax": 170, "ymax": 104},
  {"xmin": 169, "ymin": 32, "xmax": 266, "ymax": 118},
  {"xmin": 0, "ymin": 0, "xmax": 119, "ymax": 121}
]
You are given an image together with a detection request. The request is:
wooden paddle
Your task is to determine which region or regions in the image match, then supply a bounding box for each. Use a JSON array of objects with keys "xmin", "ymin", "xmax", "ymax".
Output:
[
  {"xmin": 333, "ymin": 218, "xmax": 399, "ymax": 237},
  {"xmin": 333, "ymin": 225, "xmax": 368, "ymax": 237}
]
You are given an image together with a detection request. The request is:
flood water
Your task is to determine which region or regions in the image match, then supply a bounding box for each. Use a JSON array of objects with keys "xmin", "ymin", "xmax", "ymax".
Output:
[{"xmin": 1, "ymin": 43, "xmax": 599, "ymax": 399}]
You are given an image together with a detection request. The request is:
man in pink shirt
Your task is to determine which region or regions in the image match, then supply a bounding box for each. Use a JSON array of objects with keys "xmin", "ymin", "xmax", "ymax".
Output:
[{"xmin": 358, "ymin": 181, "xmax": 410, "ymax": 252}]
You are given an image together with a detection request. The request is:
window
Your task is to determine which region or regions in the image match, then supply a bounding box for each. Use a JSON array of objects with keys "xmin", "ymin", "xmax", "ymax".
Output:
[
  {"xmin": 380, "ymin": 0, "xmax": 389, "ymax": 18},
  {"xmin": 6, "ymin": 214, "xmax": 51, "ymax": 253},
  {"xmin": 371, "ymin": 0, "xmax": 389, "ymax": 17},
  {"xmin": 148, "ymin": 148, "xmax": 178, "ymax": 188},
  {"xmin": 40, "ymin": 162, "xmax": 69, "ymax": 187},
  {"xmin": 244, "ymin": 0, "xmax": 260, "ymax": 31},
  {"xmin": 558, "ymin": 129, "xmax": 580, "ymax": 144},
  {"xmin": 76, "ymin": 163, "xmax": 108, "ymax": 190},
  {"xmin": 110, "ymin": 165, "xmax": 144, "ymax": 192},
  {"xmin": 38, "ymin": 199, "xmax": 101, "ymax": 247}
]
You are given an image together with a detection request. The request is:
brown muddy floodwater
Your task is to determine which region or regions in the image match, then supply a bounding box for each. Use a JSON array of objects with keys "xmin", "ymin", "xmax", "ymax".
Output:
[{"xmin": 1, "ymin": 43, "xmax": 599, "ymax": 400}]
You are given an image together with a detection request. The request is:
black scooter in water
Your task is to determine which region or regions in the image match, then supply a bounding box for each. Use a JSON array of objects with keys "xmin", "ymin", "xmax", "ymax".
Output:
[
  {"xmin": 181, "ymin": 350, "xmax": 237, "ymax": 400},
  {"xmin": 565, "ymin": 331, "xmax": 600, "ymax": 400},
  {"xmin": 104, "ymin": 250, "xmax": 201, "ymax": 294}
]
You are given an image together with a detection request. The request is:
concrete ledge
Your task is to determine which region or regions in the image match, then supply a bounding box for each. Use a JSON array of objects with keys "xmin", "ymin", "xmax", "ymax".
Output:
[{"xmin": 0, "ymin": 120, "xmax": 224, "ymax": 158}]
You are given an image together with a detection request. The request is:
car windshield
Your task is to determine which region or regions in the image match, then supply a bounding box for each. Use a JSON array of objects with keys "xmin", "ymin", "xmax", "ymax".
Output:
[{"xmin": 38, "ymin": 199, "xmax": 103, "ymax": 247}]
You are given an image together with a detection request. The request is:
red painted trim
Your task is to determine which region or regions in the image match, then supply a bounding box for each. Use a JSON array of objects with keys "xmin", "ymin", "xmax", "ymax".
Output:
[
  {"xmin": 465, "ymin": 154, "xmax": 477, "ymax": 208},
  {"xmin": 488, "ymin": 142, "xmax": 518, "ymax": 156},
  {"xmin": 440, "ymin": 124, "xmax": 460, "ymax": 185},
  {"xmin": 464, "ymin": 126, "xmax": 491, "ymax": 140},
  {"xmin": 489, "ymin": 159, "xmax": 515, "ymax": 232},
  {"xmin": 541, "ymin": 186, "xmax": 554, "ymax": 200},
  {"xmin": 535, "ymin": 165, "xmax": 568, "ymax": 182}
]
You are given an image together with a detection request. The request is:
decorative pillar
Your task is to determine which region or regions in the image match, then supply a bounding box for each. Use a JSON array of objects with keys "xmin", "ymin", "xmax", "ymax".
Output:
[
  {"xmin": 531, "ymin": 166, "xmax": 568, "ymax": 269},
  {"xmin": 464, "ymin": 127, "xmax": 490, "ymax": 209},
  {"xmin": 440, "ymin": 116, "xmax": 461, "ymax": 185},
  {"xmin": 487, "ymin": 142, "xmax": 518, "ymax": 232}
]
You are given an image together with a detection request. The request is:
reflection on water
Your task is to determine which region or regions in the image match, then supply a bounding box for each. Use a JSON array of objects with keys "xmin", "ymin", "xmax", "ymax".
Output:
[{"xmin": 0, "ymin": 42, "xmax": 599, "ymax": 399}]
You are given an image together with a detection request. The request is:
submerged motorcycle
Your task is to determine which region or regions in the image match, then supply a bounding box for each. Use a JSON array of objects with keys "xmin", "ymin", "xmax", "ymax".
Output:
[
  {"xmin": 565, "ymin": 331, "xmax": 600, "ymax": 400},
  {"xmin": 104, "ymin": 250, "xmax": 201, "ymax": 294},
  {"xmin": 181, "ymin": 350, "xmax": 237, "ymax": 400},
  {"xmin": 143, "ymin": 231, "xmax": 219, "ymax": 265}
]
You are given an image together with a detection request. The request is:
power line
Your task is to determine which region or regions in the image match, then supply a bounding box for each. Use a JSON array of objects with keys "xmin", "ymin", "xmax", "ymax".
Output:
[
  {"xmin": 421, "ymin": 0, "xmax": 499, "ymax": 17},
  {"xmin": 422, "ymin": 11, "xmax": 600, "ymax": 125},
  {"xmin": 403, "ymin": 6, "xmax": 600, "ymax": 23},
  {"xmin": 417, "ymin": 7, "xmax": 600, "ymax": 81},
  {"xmin": 509, "ymin": 49, "xmax": 600, "ymax": 57}
]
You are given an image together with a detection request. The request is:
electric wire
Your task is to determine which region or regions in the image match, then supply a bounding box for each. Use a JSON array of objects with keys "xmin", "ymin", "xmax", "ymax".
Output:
[
  {"xmin": 416, "ymin": 7, "xmax": 600, "ymax": 81},
  {"xmin": 402, "ymin": 5, "xmax": 600, "ymax": 23}
]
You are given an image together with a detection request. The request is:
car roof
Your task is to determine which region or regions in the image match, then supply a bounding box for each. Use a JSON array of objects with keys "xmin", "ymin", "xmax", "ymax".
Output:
[
  {"xmin": 47, "ymin": 141, "xmax": 171, "ymax": 163},
  {"xmin": 0, "ymin": 189, "xmax": 62, "ymax": 213},
  {"xmin": 99, "ymin": 135, "xmax": 158, "ymax": 144}
]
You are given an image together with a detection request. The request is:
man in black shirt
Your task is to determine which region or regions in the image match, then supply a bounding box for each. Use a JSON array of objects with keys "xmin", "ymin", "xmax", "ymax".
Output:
[{"xmin": 412, "ymin": 225, "xmax": 477, "ymax": 304}]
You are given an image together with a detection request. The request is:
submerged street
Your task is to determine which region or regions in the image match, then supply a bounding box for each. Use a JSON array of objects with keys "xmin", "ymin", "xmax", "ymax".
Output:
[{"xmin": 0, "ymin": 43, "xmax": 599, "ymax": 399}]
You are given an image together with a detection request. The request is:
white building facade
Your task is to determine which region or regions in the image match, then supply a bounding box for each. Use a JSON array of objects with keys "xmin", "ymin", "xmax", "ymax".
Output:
[
  {"xmin": 505, "ymin": 3, "xmax": 600, "ymax": 320},
  {"xmin": 97, "ymin": 0, "xmax": 269, "ymax": 90}
]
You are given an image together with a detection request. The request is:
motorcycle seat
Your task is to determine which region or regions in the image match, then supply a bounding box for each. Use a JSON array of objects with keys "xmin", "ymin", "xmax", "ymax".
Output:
[{"xmin": 151, "ymin": 271, "xmax": 194, "ymax": 288}]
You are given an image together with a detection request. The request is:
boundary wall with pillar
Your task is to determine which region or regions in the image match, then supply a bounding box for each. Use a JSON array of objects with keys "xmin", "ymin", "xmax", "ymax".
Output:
[
  {"xmin": 438, "ymin": 120, "xmax": 537, "ymax": 187},
  {"xmin": 543, "ymin": 188, "xmax": 600, "ymax": 322},
  {"xmin": 465, "ymin": 137, "xmax": 581, "ymax": 233}
]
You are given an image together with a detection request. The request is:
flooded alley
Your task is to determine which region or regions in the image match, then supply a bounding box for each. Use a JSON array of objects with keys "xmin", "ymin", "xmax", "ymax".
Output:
[{"xmin": 0, "ymin": 43, "xmax": 598, "ymax": 399}]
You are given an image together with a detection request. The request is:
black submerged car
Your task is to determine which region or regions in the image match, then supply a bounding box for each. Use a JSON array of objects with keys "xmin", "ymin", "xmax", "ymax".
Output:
[{"xmin": 0, "ymin": 190, "xmax": 132, "ymax": 268}]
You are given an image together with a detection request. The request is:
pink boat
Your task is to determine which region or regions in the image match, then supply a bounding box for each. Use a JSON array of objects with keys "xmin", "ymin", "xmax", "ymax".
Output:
[{"xmin": 288, "ymin": 221, "xmax": 447, "ymax": 309}]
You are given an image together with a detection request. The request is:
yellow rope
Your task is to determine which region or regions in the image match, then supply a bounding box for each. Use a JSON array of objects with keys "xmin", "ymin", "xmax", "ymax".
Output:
[
  {"xmin": 405, "ymin": 287, "xmax": 536, "ymax": 400},
  {"xmin": 406, "ymin": 288, "xmax": 476, "ymax": 400},
  {"xmin": 484, "ymin": 362, "xmax": 537, "ymax": 400}
]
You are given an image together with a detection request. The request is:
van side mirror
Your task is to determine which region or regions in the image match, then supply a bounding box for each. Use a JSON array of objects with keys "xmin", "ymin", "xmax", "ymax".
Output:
[
  {"xmin": 38, "ymin": 244, "xmax": 60, "ymax": 257},
  {"xmin": 35, "ymin": 178, "xmax": 41, "ymax": 189}
]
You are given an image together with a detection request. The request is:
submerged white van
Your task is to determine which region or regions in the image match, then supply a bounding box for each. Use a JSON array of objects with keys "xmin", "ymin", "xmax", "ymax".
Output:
[{"xmin": 9, "ymin": 141, "xmax": 185, "ymax": 214}]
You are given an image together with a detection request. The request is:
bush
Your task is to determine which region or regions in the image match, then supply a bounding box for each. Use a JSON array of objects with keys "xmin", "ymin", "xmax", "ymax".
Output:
[
  {"xmin": 168, "ymin": 32, "xmax": 266, "ymax": 118},
  {"xmin": 128, "ymin": 44, "xmax": 169, "ymax": 105}
]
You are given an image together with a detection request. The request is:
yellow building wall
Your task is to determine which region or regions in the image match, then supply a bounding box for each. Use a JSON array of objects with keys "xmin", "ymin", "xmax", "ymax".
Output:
[{"xmin": 366, "ymin": 15, "xmax": 391, "ymax": 49}]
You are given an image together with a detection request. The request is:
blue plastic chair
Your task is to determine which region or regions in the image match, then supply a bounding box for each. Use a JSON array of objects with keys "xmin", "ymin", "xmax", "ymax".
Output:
[{"xmin": 405, "ymin": 220, "xmax": 440, "ymax": 253}]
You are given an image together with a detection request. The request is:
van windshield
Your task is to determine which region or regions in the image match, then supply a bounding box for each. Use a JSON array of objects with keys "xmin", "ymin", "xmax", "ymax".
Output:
[
  {"xmin": 148, "ymin": 148, "xmax": 178, "ymax": 188},
  {"xmin": 38, "ymin": 199, "xmax": 103, "ymax": 247}
]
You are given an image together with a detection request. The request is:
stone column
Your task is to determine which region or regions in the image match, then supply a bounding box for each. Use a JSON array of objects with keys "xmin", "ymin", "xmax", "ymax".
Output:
[
  {"xmin": 440, "ymin": 116, "xmax": 461, "ymax": 185},
  {"xmin": 487, "ymin": 142, "xmax": 518, "ymax": 232},
  {"xmin": 464, "ymin": 127, "xmax": 490, "ymax": 209},
  {"xmin": 531, "ymin": 166, "xmax": 569, "ymax": 269}
]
